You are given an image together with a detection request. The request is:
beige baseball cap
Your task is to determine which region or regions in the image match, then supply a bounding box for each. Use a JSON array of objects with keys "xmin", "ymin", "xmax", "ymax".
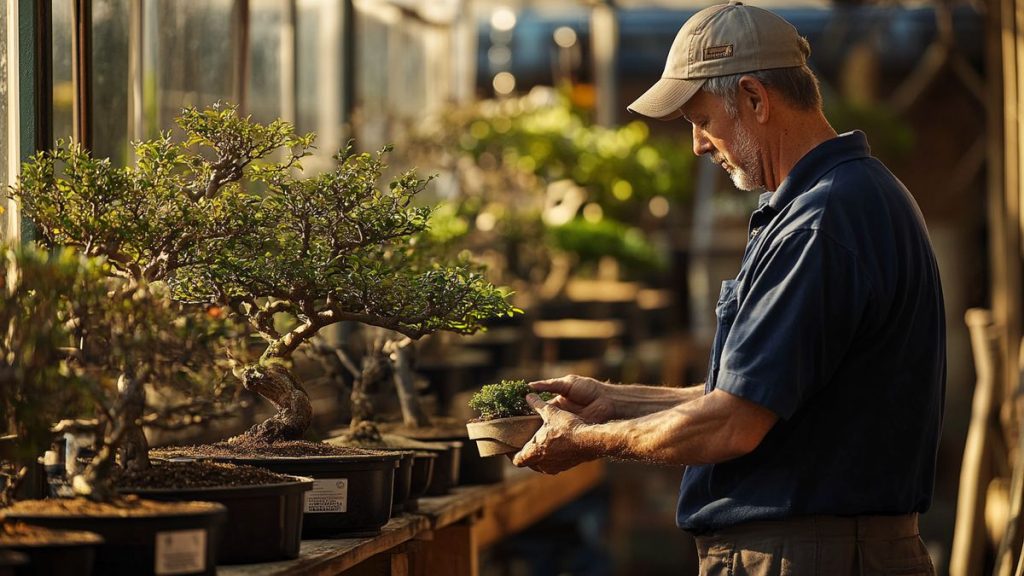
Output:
[{"xmin": 627, "ymin": 1, "xmax": 807, "ymax": 121}]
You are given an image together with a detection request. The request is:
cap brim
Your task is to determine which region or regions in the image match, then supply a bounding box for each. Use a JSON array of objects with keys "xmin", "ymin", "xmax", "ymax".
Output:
[{"xmin": 627, "ymin": 77, "xmax": 705, "ymax": 121}]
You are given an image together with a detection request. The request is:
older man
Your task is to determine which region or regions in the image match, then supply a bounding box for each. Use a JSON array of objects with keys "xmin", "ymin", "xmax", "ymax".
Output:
[{"xmin": 512, "ymin": 2, "xmax": 945, "ymax": 575}]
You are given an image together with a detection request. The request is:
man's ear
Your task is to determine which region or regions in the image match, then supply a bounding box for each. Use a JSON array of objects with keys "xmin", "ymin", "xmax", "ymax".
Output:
[{"xmin": 737, "ymin": 76, "xmax": 770, "ymax": 124}]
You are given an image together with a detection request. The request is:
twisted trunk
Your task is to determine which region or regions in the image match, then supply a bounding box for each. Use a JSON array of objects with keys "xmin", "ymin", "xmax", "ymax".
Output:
[
  {"xmin": 232, "ymin": 363, "xmax": 312, "ymax": 443},
  {"xmin": 348, "ymin": 345, "xmax": 389, "ymax": 431},
  {"xmin": 117, "ymin": 373, "xmax": 149, "ymax": 473}
]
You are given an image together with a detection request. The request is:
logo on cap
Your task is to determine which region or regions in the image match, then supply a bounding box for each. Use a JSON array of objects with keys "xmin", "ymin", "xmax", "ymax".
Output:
[{"xmin": 703, "ymin": 44, "xmax": 734, "ymax": 60}]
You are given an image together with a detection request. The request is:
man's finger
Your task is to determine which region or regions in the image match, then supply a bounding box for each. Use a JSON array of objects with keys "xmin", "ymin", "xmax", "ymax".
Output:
[
  {"xmin": 529, "ymin": 377, "xmax": 572, "ymax": 394},
  {"xmin": 526, "ymin": 393, "xmax": 556, "ymax": 419}
]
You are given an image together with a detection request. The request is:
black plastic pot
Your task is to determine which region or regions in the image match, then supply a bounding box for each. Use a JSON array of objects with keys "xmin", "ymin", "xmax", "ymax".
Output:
[
  {"xmin": 216, "ymin": 454, "xmax": 400, "ymax": 538},
  {"xmin": 406, "ymin": 452, "xmax": 436, "ymax": 511},
  {"xmin": 121, "ymin": 475, "xmax": 313, "ymax": 564},
  {"xmin": 0, "ymin": 527, "xmax": 102, "ymax": 576},
  {"xmin": 424, "ymin": 441, "xmax": 462, "ymax": 496},
  {"xmin": 390, "ymin": 452, "xmax": 413, "ymax": 516},
  {"xmin": 5, "ymin": 502, "xmax": 226, "ymax": 576}
]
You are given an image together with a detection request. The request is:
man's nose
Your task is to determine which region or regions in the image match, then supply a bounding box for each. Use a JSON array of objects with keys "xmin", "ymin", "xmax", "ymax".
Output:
[{"xmin": 692, "ymin": 125, "xmax": 713, "ymax": 157}]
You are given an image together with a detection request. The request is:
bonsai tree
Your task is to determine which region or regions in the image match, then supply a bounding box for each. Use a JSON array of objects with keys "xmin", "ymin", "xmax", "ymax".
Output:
[
  {"xmin": 169, "ymin": 136, "xmax": 517, "ymax": 444},
  {"xmin": 465, "ymin": 379, "xmax": 552, "ymax": 457},
  {"xmin": 0, "ymin": 246, "xmax": 92, "ymax": 505},
  {"xmin": 0, "ymin": 245, "xmax": 235, "ymax": 502}
]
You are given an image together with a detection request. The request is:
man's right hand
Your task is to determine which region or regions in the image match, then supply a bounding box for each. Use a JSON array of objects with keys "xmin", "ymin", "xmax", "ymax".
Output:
[{"xmin": 529, "ymin": 375, "xmax": 616, "ymax": 424}]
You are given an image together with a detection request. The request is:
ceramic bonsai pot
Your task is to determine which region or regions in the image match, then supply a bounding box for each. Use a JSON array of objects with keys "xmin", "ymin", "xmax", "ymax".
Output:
[
  {"xmin": 3, "ymin": 500, "xmax": 226, "ymax": 576},
  {"xmin": 466, "ymin": 415, "xmax": 543, "ymax": 457},
  {"xmin": 215, "ymin": 454, "xmax": 400, "ymax": 538},
  {"xmin": 121, "ymin": 475, "xmax": 313, "ymax": 564}
]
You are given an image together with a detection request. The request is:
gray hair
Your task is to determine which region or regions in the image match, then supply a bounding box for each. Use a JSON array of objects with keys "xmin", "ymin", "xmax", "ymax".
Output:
[{"xmin": 701, "ymin": 39, "xmax": 822, "ymax": 117}]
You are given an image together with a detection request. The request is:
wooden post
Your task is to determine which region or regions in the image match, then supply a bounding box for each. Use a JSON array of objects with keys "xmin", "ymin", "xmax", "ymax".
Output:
[{"xmin": 423, "ymin": 520, "xmax": 477, "ymax": 576}]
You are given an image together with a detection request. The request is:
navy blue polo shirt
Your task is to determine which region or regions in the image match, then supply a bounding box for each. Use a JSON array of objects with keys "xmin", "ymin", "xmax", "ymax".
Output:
[{"xmin": 677, "ymin": 131, "xmax": 946, "ymax": 534}]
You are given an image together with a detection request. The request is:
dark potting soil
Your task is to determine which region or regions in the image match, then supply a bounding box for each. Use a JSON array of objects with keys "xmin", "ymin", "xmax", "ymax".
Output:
[
  {"xmin": 0, "ymin": 522, "xmax": 102, "ymax": 546},
  {"xmin": 0, "ymin": 496, "xmax": 221, "ymax": 518},
  {"xmin": 116, "ymin": 461, "xmax": 292, "ymax": 490},
  {"xmin": 151, "ymin": 439, "xmax": 390, "ymax": 460}
]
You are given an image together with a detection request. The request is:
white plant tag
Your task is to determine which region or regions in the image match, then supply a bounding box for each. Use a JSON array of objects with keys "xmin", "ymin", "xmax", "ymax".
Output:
[
  {"xmin": 154, "ymin": 528, "xmax": 206, "ymax": 575},
  {"xmin": 305, "ymin": 478, "xmax": 349, "ymax": 513}
]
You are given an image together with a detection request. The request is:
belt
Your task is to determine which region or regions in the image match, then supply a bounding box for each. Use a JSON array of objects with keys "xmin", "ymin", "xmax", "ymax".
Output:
[{"xmin": 695, "ymin": 513, "xmax": 920, "ymax": 547}]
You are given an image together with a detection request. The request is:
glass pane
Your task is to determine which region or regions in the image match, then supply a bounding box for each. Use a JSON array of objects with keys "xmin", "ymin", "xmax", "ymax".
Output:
[
  {"xmin": 53, "ymin": 0, "xmax": 74, "ymax": 145},
  {"xmin": 93, "ymin": 0, "xmax": 130, "ymax": 164},
  {"xmin": 249, "ymin": 0, "xmax": 284, "ymax": 126},
  {"xmin": 0, "ymin": 0, "xmax": 8, "ymax": 243},
  {"xmin": 154, "ymin": 0, "xmax": 235, "ymax": 133}
]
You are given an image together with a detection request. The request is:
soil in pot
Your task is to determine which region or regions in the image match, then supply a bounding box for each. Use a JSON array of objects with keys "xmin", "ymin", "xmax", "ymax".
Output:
[
  {"xmin": 117, "ymin": 461, "xmax": 313, "ymax": 564},
  {"xmin": 153, "ymin": 440, "xmax": 399, "ymax": 538},
  {"xmin": 466, "ymin": 415, "xmax": 543, "ymax": 457},
  {"xmin": 381, "ymin": 418, "xmax": 505, "ymax": 485},
  {"xmin": 0, "ymin": 522, "xmax": 102, "ymax": 576},
  {"xmin": 1, "ymin": 497, "xmax": 225, "ymax": 576}
]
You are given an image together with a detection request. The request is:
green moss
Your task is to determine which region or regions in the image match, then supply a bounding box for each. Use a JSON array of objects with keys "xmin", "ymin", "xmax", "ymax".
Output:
[{"xmin": 468, "ymin": 379, "xmax": 553, "ymax": 420}]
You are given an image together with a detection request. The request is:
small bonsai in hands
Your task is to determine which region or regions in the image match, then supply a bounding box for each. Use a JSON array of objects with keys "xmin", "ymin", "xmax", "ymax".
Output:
[{"xmin": 468, "ymin": 380, "xmax": 553, "ymax": 421}]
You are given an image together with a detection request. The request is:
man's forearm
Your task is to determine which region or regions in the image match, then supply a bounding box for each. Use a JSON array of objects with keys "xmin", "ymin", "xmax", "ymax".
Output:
[
  {"xmin": 606, "ymin": 383, "xmax": 705, "ymax": 419},
  {"xmin": 577, "ymin": 389, "xmax": 774, "ymax": 466}
]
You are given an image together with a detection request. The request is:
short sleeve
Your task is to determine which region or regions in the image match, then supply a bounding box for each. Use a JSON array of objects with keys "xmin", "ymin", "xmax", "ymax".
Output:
[{"xmin": 716, "ymin": 229, "xmax": 870, "ymax": 419}]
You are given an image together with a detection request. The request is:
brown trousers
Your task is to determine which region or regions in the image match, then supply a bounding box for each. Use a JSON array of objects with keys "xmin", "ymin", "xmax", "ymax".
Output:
[{"xmin": 694, "ymin": 514, "xmax": 934, "ymax": 576}]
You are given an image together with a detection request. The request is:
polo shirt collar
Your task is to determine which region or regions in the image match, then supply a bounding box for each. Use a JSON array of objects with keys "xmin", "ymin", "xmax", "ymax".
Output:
[{"xmin": 768, "ymin": 130, "xmax": 872, "ymax": 212}]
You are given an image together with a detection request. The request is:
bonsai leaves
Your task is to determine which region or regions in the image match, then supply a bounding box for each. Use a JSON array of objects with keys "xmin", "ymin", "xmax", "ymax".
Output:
[
  {"xmin": 469, "ymin": 380, "xmax": 553, "ymax": 421},
  {"xmin": 173, "ymin": 141, "xmax": 518, "ymax": 353}
]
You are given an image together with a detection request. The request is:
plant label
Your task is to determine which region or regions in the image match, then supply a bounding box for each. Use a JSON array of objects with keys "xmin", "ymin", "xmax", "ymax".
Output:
[
  {"xmin": 154, "ymin": 528, "xmax": 207, "ymax": 575},
  {"xmin": 305, "ymin": 478, "xmax": 349, "ymax": 513}
]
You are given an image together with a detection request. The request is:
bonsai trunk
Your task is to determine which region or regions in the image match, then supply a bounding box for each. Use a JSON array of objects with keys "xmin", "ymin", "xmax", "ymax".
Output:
[
  {"xmin": 233, "ymin": 362, "xmax": 312, "ymax": 443},
  {"xmin": 386, "ymin": 336, "xmax": 431, "ymax": 428},
  {"xmin": 117, "ymin": 373, "xmax": 149, "ymax": 474},
  {"xmin": 348, "ymin": 347, "xmax": 388, "ymax": 432}
]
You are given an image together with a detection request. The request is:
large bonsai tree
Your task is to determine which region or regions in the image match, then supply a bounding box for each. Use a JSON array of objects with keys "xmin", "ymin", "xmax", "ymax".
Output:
[{"xmin": 172, "ymin": 142, "xmax": 517, "ymax": 443}]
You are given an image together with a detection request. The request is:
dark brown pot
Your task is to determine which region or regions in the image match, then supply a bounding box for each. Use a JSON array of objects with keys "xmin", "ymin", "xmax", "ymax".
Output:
[{"xmin": 406, "ymin": 452, "xmax": 436, "ymax": 511}]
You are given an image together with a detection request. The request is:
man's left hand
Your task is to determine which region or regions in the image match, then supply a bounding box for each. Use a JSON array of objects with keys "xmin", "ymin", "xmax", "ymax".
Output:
[{"xmin": 512, "ymin": 393, "xmax": 596, "ymax": 474}]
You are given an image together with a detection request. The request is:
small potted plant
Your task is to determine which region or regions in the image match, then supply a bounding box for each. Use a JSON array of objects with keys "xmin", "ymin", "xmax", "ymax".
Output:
[{"xmin": 466, "ymin": 380, "xmax": 551, "ymax": 457}]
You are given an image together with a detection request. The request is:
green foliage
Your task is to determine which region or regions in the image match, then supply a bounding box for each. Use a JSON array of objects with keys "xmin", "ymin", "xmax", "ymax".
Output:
[
  {"xmin": 0, "ymin": 244, "xmax": 239, "ymax": 501},
  {"xmin": 0, "ymin": 246, "xmax": 98, "ymax": 467},
  {"xmin": 548, "ymin": 218, "xmax": 664, "ymax": 274},
  {"xmin": 406, "ymin": 89, "xmax": 687, "ymax": 282},
  {"xmin": 468, "ymin": 379, "xmax": 553, "ymax": 420}
]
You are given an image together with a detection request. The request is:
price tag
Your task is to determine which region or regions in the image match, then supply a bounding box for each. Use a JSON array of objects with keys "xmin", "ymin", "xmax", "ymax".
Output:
[
  {"xmin": 154, "ymin": 529, "xmax": 206, "ymax": 575},
  {"xmin": 305, "ymin": 478, "xmax": 349, "ymax": 513}
]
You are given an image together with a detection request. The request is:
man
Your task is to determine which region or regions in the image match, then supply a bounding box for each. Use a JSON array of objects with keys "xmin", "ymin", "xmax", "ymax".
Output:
[{"xmin": 511, "ymin": 2, "xmax": 945, "ymax": 575}]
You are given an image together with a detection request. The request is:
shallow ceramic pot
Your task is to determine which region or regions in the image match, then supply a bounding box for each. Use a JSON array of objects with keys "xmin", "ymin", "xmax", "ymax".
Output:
[{"xmin": 466, "ymin": 415, "xmax": 543, "ymax": 457}]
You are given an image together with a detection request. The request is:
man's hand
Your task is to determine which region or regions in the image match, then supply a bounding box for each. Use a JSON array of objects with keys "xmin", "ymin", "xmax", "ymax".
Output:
[
  {"xmin": 529, "ymin": 374, "xmax": 615, "ymax": 424},
  {"xmin": 512, "ymin": 393, "xmax": 598, "ymax": 474}
]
